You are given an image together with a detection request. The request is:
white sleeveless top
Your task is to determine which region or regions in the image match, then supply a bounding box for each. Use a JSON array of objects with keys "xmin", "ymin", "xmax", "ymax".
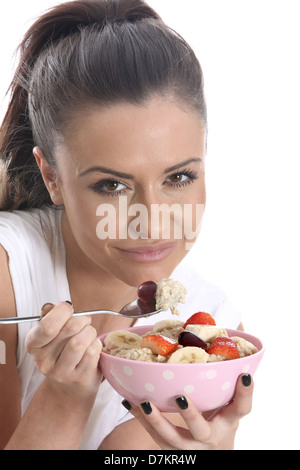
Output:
[{"xmin": 0, "ymin": 206, "xmax": 241, "ymax": 449}]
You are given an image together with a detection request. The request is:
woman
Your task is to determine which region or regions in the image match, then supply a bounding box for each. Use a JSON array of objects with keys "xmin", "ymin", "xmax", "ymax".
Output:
[{"xmin": 0, "ymin": 0, "xmax": 253, "ymax": 450}]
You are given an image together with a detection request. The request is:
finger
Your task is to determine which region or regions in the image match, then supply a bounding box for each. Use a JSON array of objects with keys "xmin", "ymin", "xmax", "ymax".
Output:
[
  {"xmin": 174, "ymin": 396, "xmax": 212, "ymax": 442},
  {"xmin": 26, "ymin": 301, "xmax": 74, "ymax": 350},
  {"xmin": 31, "ymin": 315, "xmax": 93, "ymax": 375},
  {"xmin": 53, "ymin": 324, "xmax": 98, "ymax": 375},
  {"xmin": 218, "ymin": 374, "xmax": 254, "ymax": 424},
  {"xmin": 127, "ymin": 401, "xmax": 178, "ymax": 450},
  {"xmin": 40, "ymin": 303, "xmax": 55, "ymax": 317},
  {"xmin": 76, "ymin": 338, "xmax": 103, "ymax": 376}
]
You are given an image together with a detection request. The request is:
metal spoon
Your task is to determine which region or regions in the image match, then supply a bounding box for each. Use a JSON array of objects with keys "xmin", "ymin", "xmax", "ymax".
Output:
[{"xmin": 0, "ymin": 299, "xmax": 167, "ymax": 325}]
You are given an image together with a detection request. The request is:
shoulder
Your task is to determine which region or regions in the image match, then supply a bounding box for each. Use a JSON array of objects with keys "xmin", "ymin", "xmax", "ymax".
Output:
[
  {"xmin": 0, "ymin": 244, "xmax": 21, "ymax": 447},
  {"xmin": 0, "ymin": 206, "xmax": 64, "ymax": 318},
  {"xmin": 0, "ymin": 206, "xmax": 62, "ymax": 257},
  {"xmin": 0, "ymin": 206, "xmax": 60, "ymax": 238},
  {"xmin": 0, "ymin": 244, "xmax": 17, "ymax": 319}
]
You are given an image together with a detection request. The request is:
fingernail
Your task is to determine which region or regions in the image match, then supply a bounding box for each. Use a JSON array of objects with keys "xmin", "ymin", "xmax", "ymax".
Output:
[
  {"xmin": 242, "ymin": 374, "xmax": 251, "ymax": 387},
  {"xmin": 175, "ymin": 396, "xmax": 189, "ymax": 410},
  {"xmin": 40, "ymin": 303, "xmax": 54, "ymax": 318},
  {"xmin": 140, "ymin": 401, "xmax": 152, "ymax": 415},
  {"xmin": 121, "ymin": 399, "xmax": 132, "ymax": 411},
  {"xmin": 65, "ymin": 300, "xmax": 72, "ymax": 306}
]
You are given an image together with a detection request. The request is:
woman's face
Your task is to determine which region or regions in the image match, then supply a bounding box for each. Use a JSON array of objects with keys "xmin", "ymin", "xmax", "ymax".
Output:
[{"xmin": 47, "ymin": 97, "xmax": 206, "ymax": 287}]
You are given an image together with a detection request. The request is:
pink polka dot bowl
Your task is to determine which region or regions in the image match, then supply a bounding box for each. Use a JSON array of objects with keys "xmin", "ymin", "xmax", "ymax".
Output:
[{"xmin": 98, "ymin": 325, "xmax": 264, "ymax": 413}]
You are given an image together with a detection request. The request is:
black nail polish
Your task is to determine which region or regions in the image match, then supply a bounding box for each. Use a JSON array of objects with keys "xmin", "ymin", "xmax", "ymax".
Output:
[
  {"xmin": 175, "ymin": 396, "xmax": 189, "ymax": 410},
  {"xmin": 242, "ymin": 374, "xmax": 251, "ymax": 387},
  {"xmin": 121, "ymin": 399, "xmax": 132, "ymax": 411},
  {"xmin": 65, "ymin": 300, "xmax": 72, "ymax": 306},
  {"xmin": 140, "ymin": 401, "xmax": 152, "ymax": 415}
]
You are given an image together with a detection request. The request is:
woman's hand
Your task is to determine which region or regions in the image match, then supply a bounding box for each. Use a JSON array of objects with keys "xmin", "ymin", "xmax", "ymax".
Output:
[
  {"xmin": 124, "ymin": 374, "xmax": 253, "ymax": 450},
  {"xmin": 25, "ymin": 302, "xmax": 102, "ymax": 400},
  {"xmin": 5, "ymin": 302, "xmax": 102, "ymax": 449}
]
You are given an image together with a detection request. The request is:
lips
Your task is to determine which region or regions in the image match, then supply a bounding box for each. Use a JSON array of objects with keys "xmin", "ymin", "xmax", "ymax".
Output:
[{"xmin": 115, "ymin": 242, "xmax": 177, "ymax": 263}]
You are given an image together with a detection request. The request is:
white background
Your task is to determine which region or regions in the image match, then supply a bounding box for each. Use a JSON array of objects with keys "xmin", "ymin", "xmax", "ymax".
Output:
[{"xmin": 1, "ymin": 0, "xmax": 299, "ymax": 450}]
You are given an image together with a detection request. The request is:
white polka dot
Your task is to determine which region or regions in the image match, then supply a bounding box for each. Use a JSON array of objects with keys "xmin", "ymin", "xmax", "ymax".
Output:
[
  {"xmin": 123, "ymin": 365, "xmax": 133, "ymax": 376},
  {"xmin": 206, "ymin": 369, "xmax": 217, "ymax": 379},
  {"xmin": 144, "ymin": 383, "xmax": 155, "ymax": 392},
  {"xmin": 184, "ymin": 385, "xmax": 195, "ymax": 394},
  {"xmin": 162, "ymin": 370, "xmax": 174, "ymax": 380},
  {"xmin": 221, "ymin": 382, "xmax": 231, "ymax": 391},
  {"xmin": 242, "ymin": 364, "xmax": 250, "ymax": 373}
]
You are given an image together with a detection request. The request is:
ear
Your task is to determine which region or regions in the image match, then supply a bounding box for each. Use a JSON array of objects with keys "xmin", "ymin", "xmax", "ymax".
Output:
[{"xmin": 33, "ymin": 147, "xmax": 64, "ymax": 206}]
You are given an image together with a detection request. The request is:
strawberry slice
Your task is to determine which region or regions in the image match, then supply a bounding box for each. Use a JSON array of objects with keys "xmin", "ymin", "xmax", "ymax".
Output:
[
  {"xmin": 207, "ymin": 336, "xmax": 239, "ymax": 360},
  {"xmin": 183, "ymin": 312, "xmax": 216, "ymax": 328},
  {"xmin": 140, "ymin": 334, "xmax": 178, "ymax": 357}
]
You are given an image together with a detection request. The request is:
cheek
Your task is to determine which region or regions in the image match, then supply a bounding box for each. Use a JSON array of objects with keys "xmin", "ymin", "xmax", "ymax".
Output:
[
  {"xmin": 177, "ymin": 177, "xmax": 206, "ymax": 209},
  {"xmin": 65, "ymin": 196, "xmax": 96, "ymax": 230},
  {"xmin": 61, "ymin": 187, "xmax": 104, "ymax": 245},
  {"xmin": 60, "ymin": 175, "xmax": 102, "ymax": 222},
  {"xmin": 196, "ymin": 172, "xmax": 206, "ymax": 204},
  {"xmin": 178, "ymin": 180, "xmax": 206, "ymax": 246}
]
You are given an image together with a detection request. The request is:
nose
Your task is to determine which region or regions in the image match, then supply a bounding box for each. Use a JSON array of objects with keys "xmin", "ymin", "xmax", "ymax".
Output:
[
  {"xmin": 127, "ymin": 187, "xmax": 184, "ymax": 242},
  {"xmin": 126, "ymin": 186, "xmax": 157, "ymax": 240}
]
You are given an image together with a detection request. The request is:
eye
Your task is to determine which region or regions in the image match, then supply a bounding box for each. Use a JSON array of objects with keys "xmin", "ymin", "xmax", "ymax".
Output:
[
  {"xmin": 103, "ymin": 181, "xmax": 126, "ymax": 192},
  {"xmin": 164, "ymin": 169, "xmax": 198, "ymax": 188},
  {"xmin": 167, "ymin": 173, "xmax": 189, "ymax": 184},
  {"xmin": 89, "ymin": 178, "xmax": 127, "ymax": 196}
]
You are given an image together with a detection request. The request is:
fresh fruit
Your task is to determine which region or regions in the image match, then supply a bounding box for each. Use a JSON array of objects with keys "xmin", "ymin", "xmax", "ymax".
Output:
[
  {"xmin": 207, "ymin": 336, "xmax": 239, "ymax": 360},
  {"xmin": 178, "ymin": 331, "xmax": 207, "ymax": 350},
  {"xmin": 137, "ymin": 281, "xmax": 157, "ymax": 304},
  {"xmin": 230, "ymin": 336, "xmax": 258, "ymax": 357},
  {"xmin": 185, "ymin": 324, "xmax": 228, "ymax": 343},
  {"xmin": 137, "ymin": 298, "xmax": 156, "ymax": 314},
  {"xmin": 152, "ymin": 319, "xmax": 184, "ymax": 333},
  {"xmin": 183, "ymin": 312, "xmax": 216, "ymax": 328},
  {"xmin": 140, "ymin": 334, "xmax": 178, "ymax": 357},
  {"xmin": 152, "ymin": 319, "xmax": 184, "ymax": 340},
  {"xmin": 167, "ymin": 346, "xmax": 209, "ymax": 363},
  {"xmin": 104, "ymin": 330, "xmax": 142, "ymax": 350}
]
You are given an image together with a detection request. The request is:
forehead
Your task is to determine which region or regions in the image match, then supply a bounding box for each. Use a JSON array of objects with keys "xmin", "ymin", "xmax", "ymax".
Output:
[{"xmin": 60, "ymin": 97, "xmax": 206, "ymax": 172}]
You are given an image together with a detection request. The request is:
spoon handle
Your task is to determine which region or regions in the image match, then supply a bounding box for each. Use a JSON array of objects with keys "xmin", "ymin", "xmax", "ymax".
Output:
[
  {"xmin": 0, "ymin": 316, "xmax": 43, "ymax": 324},
  {"xmin": 0, "ymin": 310, "xmax": 119, "ymax": 325}
]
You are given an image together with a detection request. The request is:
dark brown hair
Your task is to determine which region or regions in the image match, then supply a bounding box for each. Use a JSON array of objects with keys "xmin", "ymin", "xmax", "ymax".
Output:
[{"xmin": 0, "ymin": 0, "xmax": 207, "ymax": 211}]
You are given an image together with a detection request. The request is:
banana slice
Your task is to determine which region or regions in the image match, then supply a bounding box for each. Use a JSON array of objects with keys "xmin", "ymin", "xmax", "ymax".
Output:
[
  {"xmin": 185, "ymin": 325, "xmax": 228, "ymax": 343},
  {"xmin": 151, "ymin": 319, "xmax": 185, "ymax": 340},
  {"xmin": 167, "ymin": 346, "xmax": 209, "ymax": 363},
  {"xmin": 153, "ymin": 319, "xmax": 184, "ymax": 332},
  {"xmin": 104, "ymin": 330, "xmax": 142, "ymax": 350},
  {"xmin": 230, "ymin": 336, "xmax": 258, "ymax": 357}
]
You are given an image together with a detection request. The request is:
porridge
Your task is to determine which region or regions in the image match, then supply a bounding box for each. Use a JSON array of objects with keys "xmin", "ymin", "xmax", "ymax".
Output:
[
  {"xmin": 104, "ymin": 279, "xmax": 258, "ymax": 363},
  {"xmin": 103, "ymin": 313, "xmax": 258, "ymax": 364},
  {"xmin": 155, "ymin": 278, "xmax": 187, "ymax": 315}
]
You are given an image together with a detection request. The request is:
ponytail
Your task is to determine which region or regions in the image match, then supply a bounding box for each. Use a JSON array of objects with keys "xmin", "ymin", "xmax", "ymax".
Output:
[
  {"xmin": 0, "ymin": 39, "xmax": 47, "ymax": 210},
  {"xmin": 0, "ymin": 0, "xmax": 206, "ymax": 211}
]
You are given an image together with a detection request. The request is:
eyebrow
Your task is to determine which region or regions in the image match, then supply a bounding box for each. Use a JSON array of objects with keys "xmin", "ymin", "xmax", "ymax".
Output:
[
  {"xmin": 78, "ymin": 158, "xmax": 202, "ymax": 179},
  {"xmin": 163, "ymin": 158, "xmax": 202, "ymax": 174},
  {"xmin": 78, "ymin": 166, "xmax": 134, "ymax": 179}
]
